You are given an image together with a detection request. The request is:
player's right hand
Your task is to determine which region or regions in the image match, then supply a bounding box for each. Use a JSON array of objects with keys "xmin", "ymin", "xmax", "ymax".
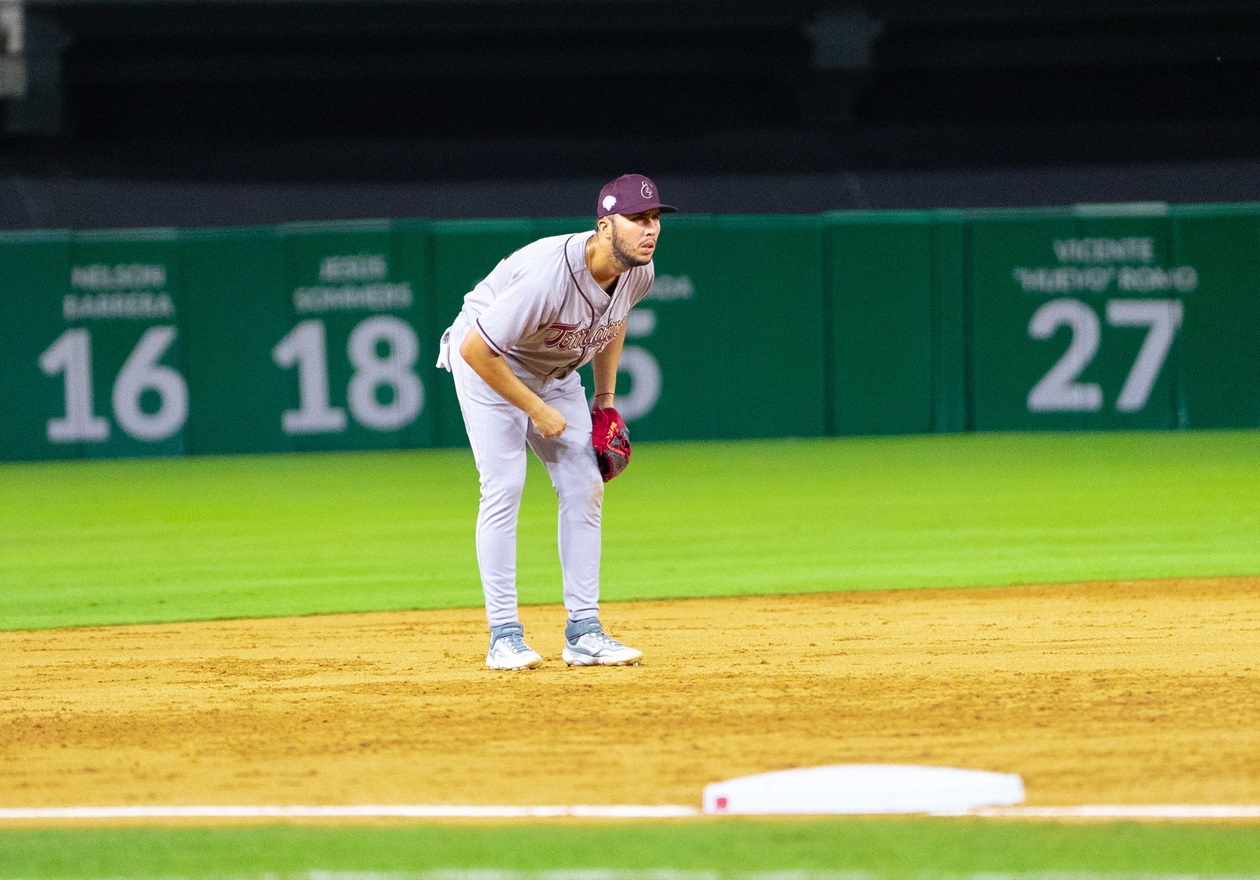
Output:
[{"xmin": 530, "ymin": 404, "xmax": 568, "ymax": 439}]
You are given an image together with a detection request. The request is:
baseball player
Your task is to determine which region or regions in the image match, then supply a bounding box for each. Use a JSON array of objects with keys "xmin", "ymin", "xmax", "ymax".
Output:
[{"xmin": 436, "ymin": 173, "xmax": 677, "ymax": 670}]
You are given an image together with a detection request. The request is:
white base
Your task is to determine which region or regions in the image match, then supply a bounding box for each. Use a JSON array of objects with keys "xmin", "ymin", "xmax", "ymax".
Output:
[{"xmin": 703, "ymin": 763, "xmax": 1025, "ymax": 815}]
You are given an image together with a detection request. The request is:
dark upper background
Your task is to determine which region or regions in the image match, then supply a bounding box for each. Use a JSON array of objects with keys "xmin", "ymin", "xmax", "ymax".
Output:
[{"xmin": 2, "ymin": 0, "xmax": 1260, "ymax": 229}]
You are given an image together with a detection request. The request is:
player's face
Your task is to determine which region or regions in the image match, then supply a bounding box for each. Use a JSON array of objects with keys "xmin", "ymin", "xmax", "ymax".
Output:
[{"xmin": 608, "ymin": 210, "xmax": 661, "ymax": 268}]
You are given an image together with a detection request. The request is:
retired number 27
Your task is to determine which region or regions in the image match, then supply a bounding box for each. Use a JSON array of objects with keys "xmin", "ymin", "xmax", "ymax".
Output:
[{"xmin": 1027, "ymin": 298, "xmax": 1183, "ymax": 413}]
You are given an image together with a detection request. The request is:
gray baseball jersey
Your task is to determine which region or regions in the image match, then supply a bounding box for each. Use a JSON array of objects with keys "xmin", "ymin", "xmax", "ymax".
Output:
[
  {"xmin": 438, "ymin": 232, "xmax": 655, "ymax": 381},
  {"xmin": 437, "ymin": 228, "xmax": 657, "ymax": 639}
]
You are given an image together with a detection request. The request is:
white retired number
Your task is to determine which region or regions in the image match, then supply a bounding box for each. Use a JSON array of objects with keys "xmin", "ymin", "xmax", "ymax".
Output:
[
  {"xmin": 1027, "ymin": 298, "xmax": 1184, "ymax": 413},
  {"xmin": 272, "ymin": 316, "xmax": 423, "ymax": 434},
  {"xmin": 39, "ymin": 326, "xmax": 188, "ymax": 443}
]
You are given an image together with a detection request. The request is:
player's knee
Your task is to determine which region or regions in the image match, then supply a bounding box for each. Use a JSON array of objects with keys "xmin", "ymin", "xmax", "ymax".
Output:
[
  {"xmin": 556, "ymin": 473, "xmax": 603, "ymax": 518},
  {"xmin": 480, "ymin": 470, "xmax": 527, "ymax": 508}
]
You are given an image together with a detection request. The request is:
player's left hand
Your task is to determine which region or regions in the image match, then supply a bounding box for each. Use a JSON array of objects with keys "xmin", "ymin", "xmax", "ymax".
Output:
[{"xmin": 591, "ymin": 407, "xmax": 631, "ymax": 482}]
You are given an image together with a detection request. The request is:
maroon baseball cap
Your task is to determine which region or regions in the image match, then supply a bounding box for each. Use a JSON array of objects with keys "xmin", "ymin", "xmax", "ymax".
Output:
[{"xmin": 596, "ymin": 174, "xmax": 678, "ymax": 218}]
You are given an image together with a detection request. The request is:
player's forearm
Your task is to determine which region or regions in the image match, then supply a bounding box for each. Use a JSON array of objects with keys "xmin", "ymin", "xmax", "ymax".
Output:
[
  {"xmin": 460, "ymin": 331, "xmax": 548, "ymax": 417},
  {"xmin": 591, "ymin": 329, "xmax": 626, "ymax": 405}
]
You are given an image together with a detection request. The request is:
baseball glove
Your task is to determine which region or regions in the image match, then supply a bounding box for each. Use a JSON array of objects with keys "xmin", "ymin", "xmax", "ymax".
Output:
[{"xmin": 591, "ymin": 406, "xmax": 631, "ymax": 482}]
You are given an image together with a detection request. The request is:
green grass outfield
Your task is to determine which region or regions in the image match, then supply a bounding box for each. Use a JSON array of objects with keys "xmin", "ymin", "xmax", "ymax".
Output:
[
  {"xmin": 2, "ymin": 431, "xmax": 1259, "ymax": 878},
  {"xmin": 2, "ymin": 431, "xmax": 1258, "ymax": 630}
]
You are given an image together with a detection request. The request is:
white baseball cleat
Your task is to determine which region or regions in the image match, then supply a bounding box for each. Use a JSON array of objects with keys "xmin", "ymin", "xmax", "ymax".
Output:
[
  {"xmin": 486, "ymin": 624, "xmax": 543, "ymax": 670},
  {"xmin": 562, "ymin": 619, "xmax": 643, "ymax": 667}
]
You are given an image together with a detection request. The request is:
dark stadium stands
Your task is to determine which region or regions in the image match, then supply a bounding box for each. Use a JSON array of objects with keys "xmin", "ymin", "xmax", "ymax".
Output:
[{"xmin": 3, "ymin": 0, "xmax": 1260, "ymax": 227}]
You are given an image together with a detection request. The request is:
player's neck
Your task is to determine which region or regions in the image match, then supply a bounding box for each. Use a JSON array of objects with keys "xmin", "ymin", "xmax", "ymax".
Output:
[{"xmin": 585, "ymin": 235, "xmax": 626, "ymax": 292}]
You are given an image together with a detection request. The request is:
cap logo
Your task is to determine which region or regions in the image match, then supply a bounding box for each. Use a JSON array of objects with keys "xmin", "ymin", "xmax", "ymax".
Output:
[
  {"xmin": 602, "ymin": 195, "xmax": 618, "ymax": 212},
  {"xmin": 641, "ymin": 181, "xmax": 653, "ymax": 199}
]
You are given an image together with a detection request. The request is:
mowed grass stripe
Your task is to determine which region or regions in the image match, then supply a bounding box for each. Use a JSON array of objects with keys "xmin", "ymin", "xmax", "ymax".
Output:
[
  {"xmin": 1, "ymin": 431, "xmax": 1257, "ymax": 631},
  {"xmin": 12, "ymin": 867, "xmax": 1260, "ymax": 872},
  {"xmin": 3, "ymin": 821, "xmax": 1260, "ymax": 878}
]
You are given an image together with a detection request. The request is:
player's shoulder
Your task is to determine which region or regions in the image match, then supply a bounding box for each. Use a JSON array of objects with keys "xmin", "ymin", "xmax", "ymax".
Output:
[{"xmin": 505, "ymin": 233, "xmax": 582, "ymax": 270}]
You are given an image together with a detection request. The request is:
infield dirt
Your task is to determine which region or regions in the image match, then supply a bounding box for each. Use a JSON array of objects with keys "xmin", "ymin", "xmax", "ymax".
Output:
[{"xmin": 2, "ymin": 577, "xmax": 1258, "ymax": 813}]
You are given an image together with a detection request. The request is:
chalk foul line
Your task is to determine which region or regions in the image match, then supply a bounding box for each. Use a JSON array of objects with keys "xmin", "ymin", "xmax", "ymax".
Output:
[
  {"xmin": 1, "ymin": 804, "xmax": 1259, "ymax": 821},
  {"xmin": 0, "ymin": 805, "xmax": 700, "ymax": 820},
  {"xmin": 948, "ymin": 805, "xmax": 1260, "ymax": 819}
]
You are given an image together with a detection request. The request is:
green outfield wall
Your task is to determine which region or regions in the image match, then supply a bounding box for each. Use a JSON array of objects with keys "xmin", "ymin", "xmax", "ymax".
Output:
[{"xmin": 2, "ymin": 202, "xmax": 1258, "ymax": 461}]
